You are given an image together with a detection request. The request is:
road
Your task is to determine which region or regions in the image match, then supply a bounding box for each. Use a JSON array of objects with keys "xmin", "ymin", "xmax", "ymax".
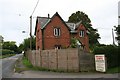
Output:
[
  {"xmin": 1, "ymin": 54, "xmax": 23, "ymax": 78},
  {"xmin": 0, "ymin": 53, "xmax": 119, "ymax": 79},
  {"xmin": 12, "ymin": 70, "xmax": 119, "ymax": 78}
]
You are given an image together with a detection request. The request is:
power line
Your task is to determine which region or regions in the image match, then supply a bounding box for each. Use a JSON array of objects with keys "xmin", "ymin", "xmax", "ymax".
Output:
[
  {"xmin": 30, "ymin": 0, "xmax": 39, "ymax": 50},
  {"xmin": 31, "ymin": 0, "xmax": 39, "ymax": 16}
]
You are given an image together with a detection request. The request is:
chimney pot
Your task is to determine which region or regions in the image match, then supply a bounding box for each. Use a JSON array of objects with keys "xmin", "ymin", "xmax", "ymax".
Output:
[{"xmin": 48, "ymin": 14, "xmax": 50, "ymax": 18}]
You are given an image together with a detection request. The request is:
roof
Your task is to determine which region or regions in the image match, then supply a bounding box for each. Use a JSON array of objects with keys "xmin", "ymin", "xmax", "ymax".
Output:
[
  {"xmin": 66, "ymin": 21, "xmax": 82, "ymax": 33},
  {"xmin": 36, "ymin": 12, "xmax": 70, "ymax": 30},
  {"xmin": 37, "ymin": 17, "xmax": 51, "ymax": 29},
  {"xmin": 35, "ymin": 12, "xmax": 83, "ymax": 35}
]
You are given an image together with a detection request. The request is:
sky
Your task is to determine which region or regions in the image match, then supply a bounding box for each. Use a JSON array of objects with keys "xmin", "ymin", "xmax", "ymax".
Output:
[
  {"xmin": 0, "ymin": 0, "xmax": 119, "ymax": 46},
  {"xmin": 119, "ymin": 1, "xmax": 120, "ymax": 25}
]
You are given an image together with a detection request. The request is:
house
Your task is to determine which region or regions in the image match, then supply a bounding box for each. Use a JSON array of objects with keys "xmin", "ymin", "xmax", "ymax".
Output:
[{"xmin": 35, "ymin": 12, "xmax": 89, "ymax": 52}]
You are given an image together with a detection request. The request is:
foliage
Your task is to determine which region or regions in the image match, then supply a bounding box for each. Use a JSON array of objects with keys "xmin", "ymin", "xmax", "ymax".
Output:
[
  {"xmin": 93, "ymin": 45, "xmax": 120, "ymax": 69},
  {"xmin": 2, "ymin": 49, "xmax": 15, "ymax": 55},
  {"xmin": 18, "ymin": 44, "xmax": 24, "ymax": 53},
  {"xmin": 68, "ymin": 11, "xmax": 100, "ymax": 47},
  {"xmin": 2, "ymin": 41, "xmax": 18, "ymax": 53},
  {"xmin": 19, "ymin": 36, "xmax": 36, "ymax": 51},
  {"xmin": 114, "ymin": 25, "xmax": 120, "ymax": 45},
  {"xmin": 0, "ymin": 35, "xmax": 4, "ymax": 48},
  {"xmin": 22, "ymin": 57, "xmax": 33, "ymax": 68},
  {"xmin": 107, "ymin": 67, "xmax": 120, "ymax": 73},
  {"xmin": 70, "ymin": 38, "xmax": 77, "ymax": 48}
]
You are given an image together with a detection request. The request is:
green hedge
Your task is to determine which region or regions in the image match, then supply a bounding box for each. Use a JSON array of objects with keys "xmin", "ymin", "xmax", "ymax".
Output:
[
  {"xmin": 93, "ymin": 45, "xmax": 119, "ymax": 69},
  {"xmin": 2, "ymin": 49, "xmax": 15, "ymax": 55}
]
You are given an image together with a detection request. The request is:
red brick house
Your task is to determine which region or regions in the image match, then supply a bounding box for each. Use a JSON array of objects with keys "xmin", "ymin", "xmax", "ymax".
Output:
[{"xmin": 35, "ymin": 12, "xmax": 89, "ymax": 52}]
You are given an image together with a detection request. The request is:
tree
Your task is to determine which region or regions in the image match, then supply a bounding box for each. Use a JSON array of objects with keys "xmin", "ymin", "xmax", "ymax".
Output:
[
  {"xmin": 19, "ymin": 36, "xmax": 36, "ymax": 51},
  {"xmin": 115, "ymin": 25, "xmax": 120, "ymax": 45},
  {"xmin": 18, "ymin": 44, "xmax": 24, "ymax": 53},
  {"xmin": 68, "ymin": 11, "xmax": 100, "ymax": 47},
  {"xmin": 2, "ymin": 41, "xmax": 18, "ymax": 53},
  {"xmin": 0, "ymin": 35, "xmax": 4, "ymax": 48}
]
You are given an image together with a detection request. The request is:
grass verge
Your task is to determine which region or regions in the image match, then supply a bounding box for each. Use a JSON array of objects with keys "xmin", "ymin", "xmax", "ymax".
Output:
[
  {"xmin": 22, "ymin": 57, "xmax": 33, "ymax": 69},
  {"xmin": 0, "ymin": 54, "xmax": 15, "ymax": 59},
  {"xmin": 21, "ymin": 57, "xmax": 76, "ymax": 73},
  {"xmin": 107, "ymin": 67, "xmax": 120, "ymax": 73},
  {"xmin": 22, "ymin": 57, "xmax": 56, "ymax": 71}
]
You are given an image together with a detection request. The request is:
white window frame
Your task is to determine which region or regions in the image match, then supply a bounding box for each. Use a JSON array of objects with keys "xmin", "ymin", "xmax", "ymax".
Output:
[
  {"xmin": 79, "ymin": 30, "xmax": 84, "ymax": 37},
  {"xmin": 54, "ymin": 28, "xmax": 60, "ymax": 37}
]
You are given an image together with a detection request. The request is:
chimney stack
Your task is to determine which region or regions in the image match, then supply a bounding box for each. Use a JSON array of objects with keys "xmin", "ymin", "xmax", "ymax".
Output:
[{"xmin": 48, "ymin": 14, "xmax": 50, "ymax": 18}]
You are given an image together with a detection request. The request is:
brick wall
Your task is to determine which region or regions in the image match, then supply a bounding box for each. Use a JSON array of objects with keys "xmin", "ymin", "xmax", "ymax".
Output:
[
  {"xmin": 72, "ymin": 24, "xmax": 89, "ymax": 52},
  {"xmin": 43, "ymin": 15, "xmax": 70, "ymax": 49},
  {"xmin": 36, "ymin": 22, "xmax": 43, "ymax": 50}
]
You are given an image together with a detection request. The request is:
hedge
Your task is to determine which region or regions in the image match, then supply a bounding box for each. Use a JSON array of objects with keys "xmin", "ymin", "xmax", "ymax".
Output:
[
  {"xmin": 2, "ymin": 49, "xmax": 15, "ymax": 55},
  {"xmin": 93, "ymin": 45, "xmax": 119, "ymax": 69}
]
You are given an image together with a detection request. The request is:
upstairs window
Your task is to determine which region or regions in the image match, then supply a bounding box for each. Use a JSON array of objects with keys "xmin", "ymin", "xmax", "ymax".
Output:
[
  {"xmin": 79, "ymin": 30, "xmax": 84, "ymax": 37},
  {"xmin": 54, "ymin": 28, "xmax": 60, "ymax": 37}
]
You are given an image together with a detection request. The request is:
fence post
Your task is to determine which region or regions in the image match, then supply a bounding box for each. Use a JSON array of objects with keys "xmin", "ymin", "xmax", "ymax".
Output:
[
  {"xmin": 78, "ymin": 47, "xmax": 80, "ymax": 72},
  {"xmin": 47, "ymin": 51, "xmax": 49, "ymax": 69},
  {"xmin": 38, "ymin": 49, "xmax": 40, "ymax": 67},
  {"xmin": 35, "ymin": 52, "xmax": 37, "ymax": 66},
  {"xmin": 55, "ymin": 49, "xmax": 58, "ymax": 70},
  {"xmin": 33, "ymin": 51, "xmax": 35, "ymax": 66},
  {"xmin": 66, "ymin": 50, "xmax": 68, "ymax": 72},
  {"xmin": 40, "ymin": 50, "xmax": 42, "ymax": 67}
]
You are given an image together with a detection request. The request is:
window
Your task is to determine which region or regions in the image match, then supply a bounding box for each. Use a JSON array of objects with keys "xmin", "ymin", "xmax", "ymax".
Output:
[
  {"xmin": 55, "ymin": 45, "xmax": 61, "ymax": 49},
  {"xmin": 79, "ymin": 30, "xmax": 84, "ymax": 37},
  {"xmin": 54, "ymin": 28, "xmax": 60, "ymax": 37}
]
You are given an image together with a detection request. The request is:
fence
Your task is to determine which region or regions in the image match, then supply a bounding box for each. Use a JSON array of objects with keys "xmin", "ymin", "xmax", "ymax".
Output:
[{"xmin": 26, "ymin": 48, "xmax": 94, "ymax": 72}]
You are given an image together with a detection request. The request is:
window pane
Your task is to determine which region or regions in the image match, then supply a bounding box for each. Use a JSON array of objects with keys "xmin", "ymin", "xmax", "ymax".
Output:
[
  {"xmin": 54, "ymin": 28, "xmax": 56, "ymax": 36},
  {"xmin": 54, "ymin": 28, "xmax": 60, "ymax": 37},
  {"xmin": 82, "ymin": 31, "xmax": 84, "ymax": 37},
  {"xmin": 58, "ymin": 28, "xmax": 60, "ymax": 36},
  {"xmin": 80, "ymin": 30, "xmax": 84, "ymax": 37}
]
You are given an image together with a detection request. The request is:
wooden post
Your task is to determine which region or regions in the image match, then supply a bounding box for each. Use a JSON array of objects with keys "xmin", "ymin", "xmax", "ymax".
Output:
[
  {"xmin": 56, "ymin": 49, "xmax": 58, "ymax": 70},
  {"xmin": 30, "ymin": 16, "xmax": 32, "ymax": 50},
  {"xmin": 78, "ymin": 47, "xmax": 80, "ymax": 72},
  {"xmin": 47, "ymin": 51, "xmax": 49, "ymax": 69},
  {"xmin": 40, "ymin": 50, "xmax": 42, "ymax": 67},
  {"xmin": 66, "ymin": 50, "xmax": 68, "ymax": 72}
]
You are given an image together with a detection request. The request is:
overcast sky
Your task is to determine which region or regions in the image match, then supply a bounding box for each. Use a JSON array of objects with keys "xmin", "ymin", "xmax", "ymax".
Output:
[{"xmin": 0, "ymin": 0, "xmax": 119, "ymax": 46}]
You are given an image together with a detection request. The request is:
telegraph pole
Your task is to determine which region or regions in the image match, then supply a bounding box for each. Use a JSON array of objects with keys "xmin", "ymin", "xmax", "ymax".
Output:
[
  {"xmin": 112, "ymin": 28, "xmax": 115, "ymax": 45},
  {"xmin": 30, "ymin": 16, "xmax": 32, "ymax": 50},
  {"xmin": 29, "ymin": 0, "xmax": 39, "ymax": 50}
]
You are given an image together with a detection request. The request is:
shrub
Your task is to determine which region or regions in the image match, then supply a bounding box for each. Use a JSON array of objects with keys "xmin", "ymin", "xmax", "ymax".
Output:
[
  {"xmin": 2, "ymin": 49, "xmax": 15, "ymax": 55},
  {"xmin": 93, "ymin": 45, "xmax": 119, "ymax": 69},
  {"xmin": 70, "ymin": 38, "xmax": 77, "ymax": 48}
]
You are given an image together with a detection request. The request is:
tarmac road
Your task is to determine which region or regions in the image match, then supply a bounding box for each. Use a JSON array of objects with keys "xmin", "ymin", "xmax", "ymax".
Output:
[{"xmin": 1, "ymin": 54, "xmax": 23, "ymax": 78}]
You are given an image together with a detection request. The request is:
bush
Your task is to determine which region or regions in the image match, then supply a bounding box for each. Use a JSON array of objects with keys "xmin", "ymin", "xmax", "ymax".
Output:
[
  {"xmin": 93, "ymin": 45, "xmax": 119, "ymax": 69},
  {"xmin": 70, "ymin": 38, "xmax": 77, "ymax": 48},
  {"xmin": 2, "ymin": 49, "xmax": 15, "ymax": 55}
]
